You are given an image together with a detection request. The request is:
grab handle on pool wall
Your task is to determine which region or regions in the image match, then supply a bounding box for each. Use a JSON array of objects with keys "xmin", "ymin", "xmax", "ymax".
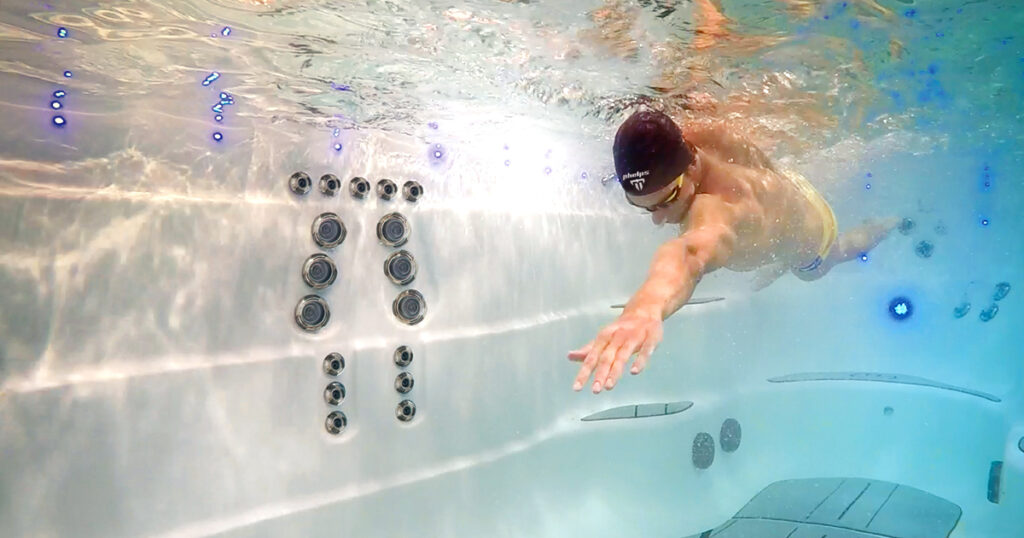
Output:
[{"xmin": 611, "ymin": 297, "xmax": 724, "ymax": 309}]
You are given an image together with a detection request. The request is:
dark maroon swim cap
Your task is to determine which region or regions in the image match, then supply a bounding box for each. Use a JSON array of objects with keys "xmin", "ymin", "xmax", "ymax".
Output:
[{"xmin": 613, "ymin": 109, "xmax": 694, "ymax": 196}]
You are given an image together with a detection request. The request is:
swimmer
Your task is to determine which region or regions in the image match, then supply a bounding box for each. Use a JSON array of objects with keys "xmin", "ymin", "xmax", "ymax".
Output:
[{"xmin": 569, "ymin": 109, "xmax": 900, "ymax": 393}]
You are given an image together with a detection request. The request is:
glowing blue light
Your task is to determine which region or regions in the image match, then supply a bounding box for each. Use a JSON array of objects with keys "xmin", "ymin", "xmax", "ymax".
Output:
[
  {"xmin": 332, "ymin": 128, "xmax": 340, "ymax": 137},
  {"xmin": 53, "ymin": 90, "xmax": 66, "ymax": 98},
  {"xmin": 221, "ymin": 27, "xmax": 231, "ymax": 36},
  {"xmin": 52, "ymin": 115, "xmax": 66, "ymax": 127},
  {"xmin": 214, "ymin": 114, "xmax": 223, "ymax": 122},
  {"xmin": 430, "ymin": 144, "xmax": 444, "ymax": 161},
  {"xmin": 981, "ymin": 218, "xmax": 990, "ymax": 226},
  {"xmin": 212, "ymin": 103, "xmax": 224, "ymax": 113},
  {"xmin": 219, "ymin": 92, "xmax": 233, "ymax": 103},
  {"xmin": 865, "ymin": 183, "xmax": 871, "ymax": 190},
  {"xmin": 581, "ymin": 172, "xmax": 589, "ymax": 180},
  {"xmin": 212, "ymin": 132, "xmax": 223, "ymax": 142},
  {"xmin": 50, "ymin": 100, "xmax": 62, "ymax": 110},
  {"xmin": 57, "ymin": 27, "xmax": 68, "ymax": 38},
  {"xmin": 860, "ymin": 253, "xmax": 868, "ymax": 262},
  {"xmin": 202, "ymin": 72, "xmax": 220, "ymax": 86},
  {"xmin": 333, "ymin": 143, "xmax": 343, "ymax": 152},
  {"xmin": 63, "ymin": 70, "xmax": 72, "ymax": 78},
  {"xmin": 888, "ymin": 296, "xmax": 913, "ymax": 321}
]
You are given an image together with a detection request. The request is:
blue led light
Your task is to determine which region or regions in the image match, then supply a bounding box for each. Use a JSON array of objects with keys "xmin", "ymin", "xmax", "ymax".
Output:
[
  {"xmin": 212, "ymin": 103, "xmax": 223, "ymax": 113},
  {"xmin": 212, "ymin": 132, "xmax": 223, "ymax": 142},
  {"xmin": 214, "ymin": 114, "xmax": 223, "ymax": 122},
  {"xmin": 430, "ymin": 144, "xmax": 444, "ymax": 161},
  {"xmin": 333, "ymin": 143, "xmax": 343, "ymax": 152},
  {"xmin": 53, "ymin": 90, "xmax": 66, "ymax": 98},
  {"xmin": 332, "ymin": 128, "xmax": 340, "ymax": 137},
  {"xmin": 202, "ymin": 72, "xmax": 220, "ymax": 86},
  {"xmin": 52, "ymin": 115, "xmax": 66, "ymax": 127},
  {"xmin": 860, "ymin": 253, "xmax": 868, "ymax": 262},
  {"xmin": 63, "ymin": 70, "xmax": 72, "ymax": 78},
  {"xmin": 57, "ymin": 27, "xmax": 68, "ymax": 38},
  {"xmin": 50, "ymin": 100, "xmax": 62, "ymax": 110},
  {"xmin": 221, "ymin": 27, "xmax": 231, "ymax": 36},
  {"xmin": 865, "ymin": 183, "xmax": 871, "ymax": 190},
  {"xmin": 981, "ymin": 218, "xmax": 990, "ymax": 226},
  {"xmin": 888, "ymin": 296, "xmax": 913, "ymax": 321}
]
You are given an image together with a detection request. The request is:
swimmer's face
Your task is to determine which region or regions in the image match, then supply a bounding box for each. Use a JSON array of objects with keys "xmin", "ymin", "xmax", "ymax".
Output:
[{"xmin": 626, "ymin": 169, "xmax": 697, "ymax": 225}]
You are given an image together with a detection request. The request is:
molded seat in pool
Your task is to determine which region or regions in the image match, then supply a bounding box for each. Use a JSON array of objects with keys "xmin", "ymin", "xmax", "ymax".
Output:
[{"xmin": 683, "ymin": 478, "xmax": 961, "ymax": 538}]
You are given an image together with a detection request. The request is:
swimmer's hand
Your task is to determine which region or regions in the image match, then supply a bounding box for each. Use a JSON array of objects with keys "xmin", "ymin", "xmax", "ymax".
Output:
[{"xmin": 568, "ymin": 312, "xmax": 663, "ymax": 394}]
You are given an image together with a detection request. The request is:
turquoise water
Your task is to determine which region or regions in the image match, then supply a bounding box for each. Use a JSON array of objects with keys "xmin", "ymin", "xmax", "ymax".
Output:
[{"xmin": 1, "ymin": 1, "xmax": 1022, "ymax": 537}]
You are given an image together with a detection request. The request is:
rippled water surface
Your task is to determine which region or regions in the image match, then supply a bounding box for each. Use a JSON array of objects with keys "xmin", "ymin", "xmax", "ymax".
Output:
[{"xmin": 4, "ymin": 0, "xmax": 1022, "ymax": 156}]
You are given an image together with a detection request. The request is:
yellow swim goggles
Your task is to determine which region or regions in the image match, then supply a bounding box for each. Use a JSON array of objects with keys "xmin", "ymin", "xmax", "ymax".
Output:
[{"xmin": 626, "ymin": 173, "xmax": 685, "ymax": 213}]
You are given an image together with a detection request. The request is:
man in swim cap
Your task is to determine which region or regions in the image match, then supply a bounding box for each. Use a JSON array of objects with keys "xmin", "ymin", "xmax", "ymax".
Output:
[{"xmin": 569, "ymin": 109, "xmax": 899, "ymax": 394}]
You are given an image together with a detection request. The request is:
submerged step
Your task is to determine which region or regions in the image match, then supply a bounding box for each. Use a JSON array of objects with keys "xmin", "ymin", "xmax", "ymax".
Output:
[
  {"xmin": 683, "ymin": 478, "xmax": 961, "ymax": 538},
  {"xmin": 581, "ymin": 401, "xmax": 693, "ymax": 421},
  {"xmin": 768, "ymin": 372, "xmax": 1001, "ymax": 403}
]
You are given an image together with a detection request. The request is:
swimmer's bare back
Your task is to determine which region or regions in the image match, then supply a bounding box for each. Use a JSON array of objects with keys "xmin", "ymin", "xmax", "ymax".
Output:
[{"xmin": 680, "ymin": 125, "xmax": 828, "ymax": 271}]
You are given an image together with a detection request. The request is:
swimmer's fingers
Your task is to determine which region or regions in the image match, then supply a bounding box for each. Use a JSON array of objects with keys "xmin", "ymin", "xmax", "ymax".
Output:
[
  {"xmin": 604, "ymin": 333, "xmax": 645, "ymax": 390},
  {"xmin": 567, "ymin": 342, "xmax": 593, "ymax": 362},
  {"xmin": 573, "ymin": 329, "xmax": 615, "ymax": 391},
  {"xmin": 589, "ymin": 332, "xmax": 627, "ymax": 394},
  {"xmin": 631, "ymin": 336, "xmax": 659, "ymax": 375}
]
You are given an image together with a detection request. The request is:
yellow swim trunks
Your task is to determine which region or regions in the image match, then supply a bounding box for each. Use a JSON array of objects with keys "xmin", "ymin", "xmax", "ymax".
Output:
[{"xmin": 781, "ymin": 169, "xmax": 838, "ymax": 273}]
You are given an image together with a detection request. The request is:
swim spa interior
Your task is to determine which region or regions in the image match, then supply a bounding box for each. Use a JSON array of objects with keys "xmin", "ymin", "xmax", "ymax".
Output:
[{"xmin": 1, "ymin": 0, "xmax": 1022, "ymax": 537}]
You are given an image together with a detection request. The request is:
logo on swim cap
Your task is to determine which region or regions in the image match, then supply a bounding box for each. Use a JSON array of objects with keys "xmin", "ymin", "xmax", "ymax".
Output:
[{"xmin": 621, "ymin": 170, "xmax": 650, "ymax": 191}]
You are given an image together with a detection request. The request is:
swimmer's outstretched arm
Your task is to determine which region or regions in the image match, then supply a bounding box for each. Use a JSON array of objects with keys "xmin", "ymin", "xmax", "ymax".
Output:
[{"xmin": 569, "ymin": 195, "xmax": 738, "ymax": 393}]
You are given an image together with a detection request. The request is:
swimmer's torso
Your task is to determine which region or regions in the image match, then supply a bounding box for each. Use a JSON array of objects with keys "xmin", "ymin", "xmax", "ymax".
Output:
[{"xmin": 685, "ymin": 150, "xmax": 826, "ymax": 272}]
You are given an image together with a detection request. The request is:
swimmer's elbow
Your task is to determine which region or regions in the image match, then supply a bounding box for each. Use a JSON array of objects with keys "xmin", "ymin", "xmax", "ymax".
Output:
[{"xmin": 686, "ymin": 226, "xmax": 736, "ymax": 274}]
